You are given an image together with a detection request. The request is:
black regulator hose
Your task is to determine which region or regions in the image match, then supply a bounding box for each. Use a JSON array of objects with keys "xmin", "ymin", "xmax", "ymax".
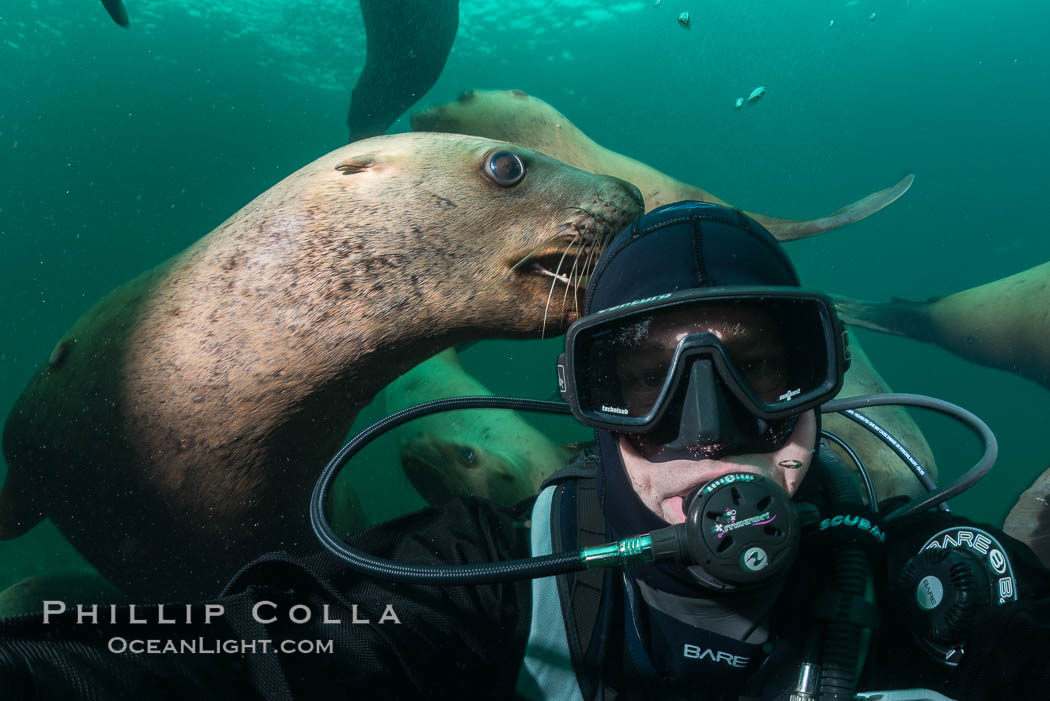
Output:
[
  {"xmin": 312, "ymin": 393, "xmax": 996, "ymax": 589},
  {"xmin": 820, "ymin": 429, "xmax": 877, "ymax": 512},
  {"xmin": 821, "ymin": 393, "xmax": 998, "ymax": 519},
  {"xmin": 811, "ymin": 448, "xmax": 871, "ymax": 701},
  {"xmin": 310, "ymin": 396, "xmax": 589, "ymax": 584}
]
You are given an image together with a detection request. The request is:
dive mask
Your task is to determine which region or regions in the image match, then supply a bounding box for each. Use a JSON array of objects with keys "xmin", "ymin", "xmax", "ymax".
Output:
[{"xmin": 557, "ymin": 287, "xmax": 851, "ymax": 439}]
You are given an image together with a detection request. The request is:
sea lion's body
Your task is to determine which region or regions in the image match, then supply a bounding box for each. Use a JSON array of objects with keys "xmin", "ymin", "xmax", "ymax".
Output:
[
  {"xmin": 378, "ymin": 348, "xmax": 571, "ymax": 506},
  {"xmin": 822, "ymin": 334, "xmax": 936, "ymax": 500},
  {"xmin": 0, "ymin": 133, "xmax": 642, "ymax": 601},
  {"xmin": 411, "ymin": 89, "xmax": 914, "ymax": 241},
  {"xmin": 834, "ymin": 261, "xmax": 1050, "ymax": 391},
  {"xmin": 1004, "ymin": 466, "xmax": 1050, "ymax": 568}
]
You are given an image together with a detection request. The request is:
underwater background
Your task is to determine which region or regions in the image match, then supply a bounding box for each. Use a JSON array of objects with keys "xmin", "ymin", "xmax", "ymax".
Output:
[{"xmin": 1, "ymin": 0, "xmax": 1048, "ymax": 591}]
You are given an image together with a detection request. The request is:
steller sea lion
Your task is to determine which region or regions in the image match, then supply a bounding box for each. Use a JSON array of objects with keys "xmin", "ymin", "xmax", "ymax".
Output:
[
  {"xmin": 410, "ymin": 89, "xmax": 914, "ymax": 241},
  {"xmin": 0, "ymin": 132, "xmax": 643, "ymax": 601},
  {"xmin": 378, "ymin": 347, "xmax": 572, "ymax": 506},
  {"xmin": 833, "ymin": 261, "xmax": 1050, "ymax": 391},
  {"xmin": 1003, "ymin": 465, "xmax": 1050, "ymax": 568}
]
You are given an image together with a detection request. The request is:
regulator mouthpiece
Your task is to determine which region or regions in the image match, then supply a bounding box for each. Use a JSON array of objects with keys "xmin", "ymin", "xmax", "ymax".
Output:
[{"xmin": 680, "ymin": 472, "xmax": 800, "ymax": 591}]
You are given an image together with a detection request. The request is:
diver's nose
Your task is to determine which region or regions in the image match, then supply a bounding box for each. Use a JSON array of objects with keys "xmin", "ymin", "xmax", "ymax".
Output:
[{"xmin": 677, "ymin": 358, "xmax": 730, "ymax": 445}]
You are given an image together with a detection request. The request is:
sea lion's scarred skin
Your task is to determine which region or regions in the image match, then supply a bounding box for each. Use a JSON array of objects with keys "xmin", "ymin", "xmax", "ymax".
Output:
[
  {"xmin": 411, "ymin": 89, "xmax": 914, "ymax": 241},
  {"xmin": 0, "ymin": 133, "xmax": 642, "ymax": 601},
  {"xmin": 835, "ymin": 261, "xmax": 1050, "ymax": 391}
]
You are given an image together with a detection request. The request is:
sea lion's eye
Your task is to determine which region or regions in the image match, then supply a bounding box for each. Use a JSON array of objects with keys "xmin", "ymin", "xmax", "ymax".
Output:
[
  {"xmin": 484, "ymin": 150, "xmax": 526, "ymax": 187},
  {"xmin": 458, "ymin": 446, "xmax": 476, "ymax": 464},
  {"xmin": 459, "ymin": 89, "xmax": 476, "ymax": 102}
]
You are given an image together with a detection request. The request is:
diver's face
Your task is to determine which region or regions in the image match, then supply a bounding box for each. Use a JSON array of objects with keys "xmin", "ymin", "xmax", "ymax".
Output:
[
  {"xmin": 612, "ymin": 304, "xmax": 790, "ymax": 419},
  {"xmin": 617, "ymin": 409, "xmax": 816, "ymax": 525}
]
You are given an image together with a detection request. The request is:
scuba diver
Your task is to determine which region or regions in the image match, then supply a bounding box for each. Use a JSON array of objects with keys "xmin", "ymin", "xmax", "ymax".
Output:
[{"xmin": 1, "ymin": 202, "xmax": 1049, "ymax": 700}]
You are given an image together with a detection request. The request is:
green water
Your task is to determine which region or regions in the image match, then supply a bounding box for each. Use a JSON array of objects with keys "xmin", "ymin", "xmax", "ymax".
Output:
[{"xmin": 1, "ymin": 0, "xmax": 1048, "ymax": 592}]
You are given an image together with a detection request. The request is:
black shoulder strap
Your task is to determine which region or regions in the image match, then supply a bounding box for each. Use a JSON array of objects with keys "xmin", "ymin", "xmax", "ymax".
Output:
[
  {"xmin": 548, "ymin": 448, "xmax": 615, "ymax": 700},
  {"xmin": 541, "ymin": 446, "xmax": 600, "ymax": 490}
]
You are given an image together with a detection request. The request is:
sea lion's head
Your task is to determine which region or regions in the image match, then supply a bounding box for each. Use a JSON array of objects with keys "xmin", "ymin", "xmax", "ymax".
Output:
[
  {"xmin": 400, "ymin": 434, "xmax": 534, "ymax": 506},
  {"xmin": 411, "ymin": 89, "xmax": 589, "ymax": 164},
  {"xmin": 313, "ymin": 132, "xmax": 642, "ymax": 337}
]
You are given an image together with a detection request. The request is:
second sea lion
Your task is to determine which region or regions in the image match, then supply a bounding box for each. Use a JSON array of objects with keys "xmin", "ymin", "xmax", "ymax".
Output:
[{"xmin": 411, "ymin": 88, "xmax": 914, "ymax": 241}]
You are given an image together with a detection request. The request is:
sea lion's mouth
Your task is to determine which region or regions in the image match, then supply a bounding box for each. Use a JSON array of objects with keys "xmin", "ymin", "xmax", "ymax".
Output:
[{"xmin": 518, "ymin": 249, "xmax": 593, "ymax": 290}]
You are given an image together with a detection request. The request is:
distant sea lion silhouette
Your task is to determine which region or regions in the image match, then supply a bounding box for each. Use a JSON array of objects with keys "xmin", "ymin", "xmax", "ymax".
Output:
[
  {"xmin": 380, "ymin": 348, "xmax": 571, "ymax": 506},
  {"xmin": 834, "ymin": 261, "xmax": 1050, "ymax": 391},
  {"xmin": 99, "ymin": 0, "xmax": 128, "ymax": 27},
  {"xmin": 0, "ymin": 132, "xmax": 642, "ymax": 601},
  {"xmin": 95, "ymin": 0, "xmax": 460, "ymax": 143},
  {"xmin": 349, "ymin": 0, "xmax": 460, "ymax": 141},
  {"xmin": 411, "ymin": 88, "xmax": 914, "ymax": 241},
  {"xmin": 1003, "ymin": 466, "xmax": 1050, "ymax": 568}
]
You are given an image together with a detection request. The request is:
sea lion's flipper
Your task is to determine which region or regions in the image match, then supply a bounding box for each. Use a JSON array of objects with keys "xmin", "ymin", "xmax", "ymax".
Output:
[
  {"xmin": 0, "ymin": 463, "xmax": 45, "ymax": 539},
  {"xmin": 348, "ymin": 0, "xmax": 460, "ymax": 142},
  {"xmin": 100, "ymin": 0, "xmax": 129, "ymax": 28},
  {"xmin": 832, "ymin": 294, "xmax": 937, "ymax": 343},
  {"xmin": 747, "ymin": 174, "xmax": 914, "ymax": 242},
  {"xmin": 1003, "ymin": 466, "xmax": 1050, "ymax": 568}
]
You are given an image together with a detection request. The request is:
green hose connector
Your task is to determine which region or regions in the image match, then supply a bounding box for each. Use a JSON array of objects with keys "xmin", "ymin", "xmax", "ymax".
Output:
[{"xmin": 580, "ymin": 535, "xmax": 655, "ymax": 568}]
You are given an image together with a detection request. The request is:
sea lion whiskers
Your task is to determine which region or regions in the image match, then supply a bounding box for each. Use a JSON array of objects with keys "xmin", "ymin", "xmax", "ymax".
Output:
[
  {"xmin": 541, "ymin": 235, "xmax": 583, "ymax": 339},
  {"xmin": 508, "ymin": 205, "xmax": 603, "ymax": 273},
  {"xmin": 560, "ymin": 240, "xmax": 583, "ymax": 320}
]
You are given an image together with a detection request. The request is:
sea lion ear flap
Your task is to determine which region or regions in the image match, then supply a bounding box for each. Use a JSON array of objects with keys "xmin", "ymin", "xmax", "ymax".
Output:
[{"xmin": 335, "ymin": 155, "xmax": 377, "ymax": 174}]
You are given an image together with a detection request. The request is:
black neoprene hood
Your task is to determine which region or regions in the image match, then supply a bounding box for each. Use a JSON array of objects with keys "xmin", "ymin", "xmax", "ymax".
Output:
[
  {"xmin": 584, "ymin": 201, "xmax": 800, "ymax": 314},
  {"xmin": 585, "ymin": 201, "xmax": 808, "ymax": 589}
]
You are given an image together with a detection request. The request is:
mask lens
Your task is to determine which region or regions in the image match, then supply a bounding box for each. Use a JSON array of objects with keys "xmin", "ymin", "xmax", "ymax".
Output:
[{"xmin": 571, "ymin": 294, "xmax": 836, "ymax": 425}]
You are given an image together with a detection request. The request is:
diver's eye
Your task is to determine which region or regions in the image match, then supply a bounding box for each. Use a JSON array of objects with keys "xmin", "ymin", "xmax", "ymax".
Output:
[
  {"xmin": 642, "ymin": 372, "xmax": 663, "ymax": 389},
  {"xmin": 484, "ymin": 150, "xmax": 526, "ymax": 187},
  {"xmin": 458, "ymin": 446, "xmax": 476, "ymax": 464}
]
